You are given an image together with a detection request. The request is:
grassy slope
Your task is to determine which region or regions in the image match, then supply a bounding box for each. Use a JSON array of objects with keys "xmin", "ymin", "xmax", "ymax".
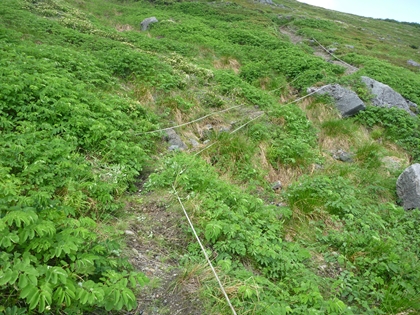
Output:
[{"xmin": 1, "ymin": 0, "xmax": 420, "ymax": 314}]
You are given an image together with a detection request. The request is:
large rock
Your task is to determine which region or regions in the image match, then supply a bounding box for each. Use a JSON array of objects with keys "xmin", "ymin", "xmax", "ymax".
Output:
[
  {"xmin": 140, "ymin": 17, "xmax": 158, "ymax": 31},
  {"xmin": 407, "ymin": 59, "xmax": 420, "ymax": 67},
  {"xmin": 165, "ymin": 129, "xmax": 187, "ymax": 151},
  {"xmin": 361, "ymin": 76, "xmax": 417, "ymax": 115},
  {"xmin": 309, "ymin": 84, "xmax": 365, "ymax": 117},
  {"xmin": 396, "ymin": 164, "xmax": 420, "ymax": 210}
]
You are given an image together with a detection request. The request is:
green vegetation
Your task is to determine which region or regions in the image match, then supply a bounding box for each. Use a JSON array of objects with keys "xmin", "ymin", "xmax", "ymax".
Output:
[{"xmin": 1, "ymin": 0, "xmax": 420, "ymax": 314}]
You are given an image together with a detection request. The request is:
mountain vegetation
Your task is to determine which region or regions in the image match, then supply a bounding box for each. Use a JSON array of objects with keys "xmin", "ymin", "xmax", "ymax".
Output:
[{"xmin": 1, "ymin": 0, "xmax": 420, "ymax": 314}]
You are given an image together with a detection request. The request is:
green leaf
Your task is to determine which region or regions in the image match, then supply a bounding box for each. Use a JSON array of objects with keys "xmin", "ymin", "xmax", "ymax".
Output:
[
  {"xmin": 205, "ymin": 221, "xmax": 223, "ymax": 242},
  {"xmin": 3, "ymin": 210, "xmax": 38, "ymax": 228},
  {"xmin": 0, "ymin": 269, "xmax": 13, "ymax": 286},
  {"xmin": 20, "ymin": 284, "xmax": 37, "ymax": 299},
  {"xmin": 27, "ymin": 288, "xmax": 40, "ymax": 310},
  {"xmin": 9, "ymin": 270, "xmax": 19, "ymax": 285},
  {"xmin": 18, "ymin": 274, "xmax": 29, "ymax": 290},
  {"xmin": 0, "ymin": 232, "xmax": 19, "ymax": 248}
]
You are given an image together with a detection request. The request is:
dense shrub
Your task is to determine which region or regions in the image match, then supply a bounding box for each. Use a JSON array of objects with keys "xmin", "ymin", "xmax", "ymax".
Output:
[{"xmin": 354, "ymin": 106, "xmax": 420, "ymax": 162}]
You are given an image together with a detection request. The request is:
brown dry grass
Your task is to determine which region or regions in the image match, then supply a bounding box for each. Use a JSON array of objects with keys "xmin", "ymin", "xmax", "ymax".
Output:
[
  {"xmin": 115, "ymin": 24, "xmax": 134, "ymax": 32},
  {"xmin": 133, "ymin": 84, "xmax": 155, "ymax": 104},
  {"xmin": 298, "ymin": 99, "xmax": 340, "ymax": 124},
  {"xmin": 213, "ymin": 57, "xmax": 241, "ymax": 74},
  {"xmin": 258, "ymin": 143, "xmax": 306, "ymax": 189}
]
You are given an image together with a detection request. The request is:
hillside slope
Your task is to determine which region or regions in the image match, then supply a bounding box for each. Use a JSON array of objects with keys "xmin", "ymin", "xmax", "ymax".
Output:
[{"xmin": 1, "ymin": 0, "xmax": 420, "ymax": 314}]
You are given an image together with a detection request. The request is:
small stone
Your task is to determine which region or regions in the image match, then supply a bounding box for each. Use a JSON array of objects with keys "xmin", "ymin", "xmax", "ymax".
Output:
[
  {"xmin": 125, "ymin": 230, "xmax": 135, "ymax": 236},
  {"xmin": 332, "ymin": 150, "xmax": 353, "ymax": 162},
  {"xmin": 338, "ymin": 151, "xmax": 353, "ymax": 163},
  {"xmin": 271, "ymin": 180, "xmax": 282, "ymax": 190},
  {"xmin": 165, "ymin": 128, "xmax": 187, "ymax": 151},
  {"xmin": 190, "ymin": 139, "xmax": 200, "ymax": 148},
  {"xmin": 168, "ymin": 144, "xmax": 180, "ymax": 151},
  {"xmin": 219, "ymin": 126, "xmax": 231, "ymax": 132},
  {"xmin": 319, "ymin": 264, "xmax": 327, "ymax": 270}
]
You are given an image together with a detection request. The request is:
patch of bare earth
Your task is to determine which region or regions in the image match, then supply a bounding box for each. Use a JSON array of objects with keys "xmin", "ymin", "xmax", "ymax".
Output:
[{"xmin": 124, "ymin": 189, "xmax": 203, "ymax": 315}]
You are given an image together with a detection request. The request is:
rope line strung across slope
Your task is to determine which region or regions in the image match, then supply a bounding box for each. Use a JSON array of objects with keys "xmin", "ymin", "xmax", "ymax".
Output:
[
  {"xmin": 193, "ymin": 113, "xmax": 265, "ymax": 156},
  {"xmin": 265, "ymin": 84, "xmax": 328, "ymax": 114},
  {"xmin": 166, "ymin": 67, "xmax": 327, "ymax": 314},
  {"xmin": 172, "ymin": 185, "xmax": 238, "ymax": 315},
  {"xmin": 136, "ymin": 105, "xmax": 244, "ymax": 135},
  {"xmin": 312, "ymin": 37, "xmax": 359, "ymax": 71}
]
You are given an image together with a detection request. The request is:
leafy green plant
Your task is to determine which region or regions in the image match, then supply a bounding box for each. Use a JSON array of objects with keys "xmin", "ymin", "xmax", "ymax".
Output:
[
  {"xmin": 285, "ymin": 175, "xmax": 361, "ymax": 216},
  {"xmin": 0, "ymin": 207, "xmax": 149, "ymax": 313},
  {"xmin": 354, "ymin": 106, "xmax": 420, "ymax": 161},
  {"xmin": 267, "ymin": 104, "xmax": 320, "ymax": 168}
]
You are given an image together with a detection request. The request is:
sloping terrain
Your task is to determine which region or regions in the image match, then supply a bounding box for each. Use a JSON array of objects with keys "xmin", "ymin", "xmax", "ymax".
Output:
[{"xmin": 1, "ymin": 0, "xmax": 420, "ymax": 314}]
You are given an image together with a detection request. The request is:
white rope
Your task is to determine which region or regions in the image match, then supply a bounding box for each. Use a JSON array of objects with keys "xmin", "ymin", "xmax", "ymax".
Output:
[
  {"xmin": 269, "ymin": 71, "xmax": 306, "ymax": 93},
  {"xmin": 265, "ymin": 85, "xmax": 327, "ymax": 114},
  {"xmin": 230, "ymin": 113, "xmax": 264, "ymax": 134},
  {"xmin": 172, "ymin": 185, "xmax": 238, "ymax": 315},
  {"xmin": 193, "ymin": 113, "xmax": 264, "ymax": 156},
  {"xmin": 312, "ymin": 37, "xmax": 358, "ymax": 71},
  {"xmin": 136, "ymin": 105, "xmax": 244, "ymax": 135},
  {"xmin": 288, "ymin": 85, "xmax": 327, "ymax": 105}
]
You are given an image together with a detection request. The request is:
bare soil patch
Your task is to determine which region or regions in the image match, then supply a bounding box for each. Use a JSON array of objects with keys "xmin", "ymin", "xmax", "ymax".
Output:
[{"xmin": 124, "ymin": 190, "xmax": 204, "ymax": 315}]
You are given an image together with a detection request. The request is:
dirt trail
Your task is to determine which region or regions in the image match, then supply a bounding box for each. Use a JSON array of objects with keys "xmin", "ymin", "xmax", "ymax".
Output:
[{"xmin": 124, "ymin": 191, "xmax": 204, "ymax": 315}]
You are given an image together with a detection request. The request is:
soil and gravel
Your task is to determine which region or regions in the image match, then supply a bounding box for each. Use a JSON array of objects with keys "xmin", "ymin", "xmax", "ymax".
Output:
[{"xmin": 123, "ymin": 188, "xmax": 204, "ymax": 315}]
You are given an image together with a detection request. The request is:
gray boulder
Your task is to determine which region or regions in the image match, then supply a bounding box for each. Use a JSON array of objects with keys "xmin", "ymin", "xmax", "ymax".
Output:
[
  {"xmin": 396, "ymin": 164, "xmax": 420, "ymax": 210},
  {"xmin": 407, "ymin": 59, "xmax": 420, "ymax": 67},
  {"xmin": 309, "ymin": 84, "xmax": 365, "ymax": 117},
  {"xmin": 361, "ymin": 76, "xmax": 417, "ymax": 115},
  {"xmin": 258, "ymin": 0, "xmax": 273, "ymax": 4},
  {"xmin": 140, "ymin": 17, "xmax": 158, "ymax": 31},
  {"xmin": 165, "ymin": 129, "xmax": 187, "ymax": 151}
]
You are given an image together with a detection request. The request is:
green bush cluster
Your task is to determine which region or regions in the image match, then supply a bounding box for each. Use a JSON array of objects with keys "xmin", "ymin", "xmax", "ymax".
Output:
[
  {"xmin": 285, "ymin": 175, "xmax": 360, "ymax": 216},
  {"xmin": 268, "ymin": 104, "xmax": 320, "ymax": 168},
  {"xmin": 0, "ymin": 9, "xmax": 158, "ymax": 310},
  {"xmin": 214, "ymin": 70, "xmax": 276, "ymax": 108},
  {"xmin": 146, "ymin": 154, "xmax": 354, "ymax": 314},
  {"xmin": 3, "ymin": 0, "xmax": 420, "ymax": 314},
  {"xmin": 354, "ymin": 106, "xmax": 420, "ymax": 161},
  {"xmin": 319, "ymin": 204, "xmax": 420, "ymax": 313},
  {"xmin": 0, "ymin": 206, "xmax": 148, "ymax": 313}
]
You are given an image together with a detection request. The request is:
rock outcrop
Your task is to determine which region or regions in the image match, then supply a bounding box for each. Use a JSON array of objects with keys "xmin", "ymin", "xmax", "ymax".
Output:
[
  {"xmin": 165, "ymin": 129, "xmax": 187, "ymax": 151},
  {"xmin": 361, "ymin": 76, "xmax": 418, "ymax": 115},
  {"xmin": 309, "ymin": 84, "xmax": 365, "ymax": 117},
  {"xmin": 396, "ymin": 164, "xmax": 420, "ymax": 210},
  {"xmin": 140, "ymin": 17, "xmax": 158, "ymax": 31},
  {"xmin": 407, "ymin": 59, "xmax": 420, "ymax": 67}
]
